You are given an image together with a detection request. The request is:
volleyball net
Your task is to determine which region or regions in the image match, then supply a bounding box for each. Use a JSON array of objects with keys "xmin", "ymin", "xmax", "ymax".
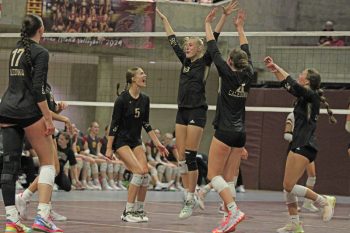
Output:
[{"xmin": 0, "ymin": 31, "xmax": 349, "ymax": 117}]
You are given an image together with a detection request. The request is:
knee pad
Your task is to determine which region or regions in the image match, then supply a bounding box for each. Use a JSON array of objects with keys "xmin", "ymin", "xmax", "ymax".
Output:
[
  {"xmin": 130, "ymin": 174, "xmax": 143, "ymax": 187},
  {"xmin": 0, "ymin": 152, "xmax": 21, "ymax": 185},
  {"xmin": 99, "ymin": 162, "xmax": 107, "ymax": 172},
  {"xmin": 157, "ymin": 164, "xmax": 166, "ymax": 174},
  {"xmin": 178, "ymin": 160, "xmax": 188, "ymax": 174},
  {"xmin": 291, "ymin": 185, "xmax": 308, "ymax": 197},
  {"xmin": 142, "ymin": 174, "xmax": 150, "ymax": 187},
  {"xmin": 119, "ymin": 166, "xmax": 126, "ymax": 175},
  {"xmin": 211, "ymin": 176, "xmax": 228, "ymax": 194},
  {"xmin": 227, "ymin": 181, "xmax": 236, "ymax": 198},
  {"xmin": 306, "ymin": 176, "xmax": 316, "ymax": 187},
  {"xmin": 185, "ymin": 150, "xmax": 198, "ymax": 171},
  {"xmin": 76, "ymin": 159, "xmax": 84, "ymax": 170},
  {"xmin": 284, "ymin": 190, "xmax": 298, "ymax": 204},
  {"xmin": 91, "ymin": 163, "xmax": 99, "ymax": 174},
  {"xmin": 38, "ymin": 165, "xmax": 56, "ymax": 186},
  {"xmin": 149, "ymin": 166, "xmax": 157, "ymax": 177},
  {"xmin": 107, "ymin": 163, "xmax": 114, "ymax": 173},
  {"xmin": 114, "ymin": 163, "xmax": 121, "ymax": 173}
]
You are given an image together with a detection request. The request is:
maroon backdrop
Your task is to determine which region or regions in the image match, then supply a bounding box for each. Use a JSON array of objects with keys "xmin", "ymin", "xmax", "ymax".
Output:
[{"xmin": 241, "ymin": 88, "xmax": 350, "ymax": 195}]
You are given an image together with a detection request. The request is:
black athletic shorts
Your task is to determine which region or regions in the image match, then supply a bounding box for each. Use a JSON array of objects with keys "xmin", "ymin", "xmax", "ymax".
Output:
[
  {"xmin": 113, "ymin": 138, "xmax": 142, "ymax": 151},
  {"xmin": 0, "ymin": 115, "xmax": 42, "ymax": 128},
  {"xmin": 214, "ymin": 130, "xmax": 246, "ymax": 148},
  {"xmin": 176, "ymin": 106, "xmax": 207, "ymax": 128},
  {"xmin": 291, "ymin": 146, "xmax": 317, "ymax": 163}
]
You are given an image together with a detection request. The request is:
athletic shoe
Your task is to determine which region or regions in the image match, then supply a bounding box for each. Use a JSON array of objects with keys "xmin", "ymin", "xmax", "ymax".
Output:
[
  {"xmin": 176, "ymin": 183, "xmax": 184, "ymax": 191},
  {"xmin": 116, "ymin": 182, "xmax": 127, "ymax": 190},
  {"xmin": 276, "ymin": 222, "xmax": 304, "ymax": 233},
  {"xmin": 52, "ymin": 184, "xmax": 59, "ymax": 192},
  {"xmin": 50, "ymin": 210, "xmax": 67, "ymax": 221},
  {"xmin": 108, "ymin": 180, "xmax": 121, "ymax": 191},
  {"xmin": 32, "ymin": 215, "xmax": 63, "ymax": 232},
  {"xmin": 178, "ymin": 198, "xmax": 198, "ymax": 219},
  {"xmin": 212, "ymin": 209, "xmax": 245, "ymax": 233},
  {"xmin": 322, "ymin": 195, "xmax": 336, "ymax": 222},
  {"xmin": 5, "ymin": 220, "xmax": 32, "ymax": 233},
  {"xmin": 154, "ymin": 184, "xmax": 163, "ymax": 191},
  {"xmin": 197, "ymin": 190, "xmax": 207, "ymax": 210},
  {"xmin": 163, "ymin": 180, "xmax": 175, "ymax": 190},
  {"xmin": 120, "ymin": 210, "xmax": 142, "ymax": 223},
  {"xmin": 15, "ymin": 193, "xmax": 29, "ymax": 220},
  {"xmin": 302, "ymin": 200, "xmax": 319, "ymax": 212},
  {"xmin": 169, "ymin": 185, "xmax": 178, "ymax": 191},
  {"xmin": 236, "ymin": 185, "xmax": 246, "ymax": 193},
  {"xmin": 218, "ymin": 203, "xmax": 225, "ymax": 214},
  {"xmin": 135, "ymin": 210, "xmax": 149, "ymax": 222}
]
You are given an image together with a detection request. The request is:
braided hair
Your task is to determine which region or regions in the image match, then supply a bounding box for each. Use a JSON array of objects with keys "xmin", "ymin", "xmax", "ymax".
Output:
[
  {"xmin": 20, "ymin": 14, "xmax": 43, "ymax": 69},
  {"xmin": 116, "ymin": 67, "xmax": 141, "ymax": 96},
  {"xmin": 306, "ymin": 68, "xmax": 337, "ymax": 124}
]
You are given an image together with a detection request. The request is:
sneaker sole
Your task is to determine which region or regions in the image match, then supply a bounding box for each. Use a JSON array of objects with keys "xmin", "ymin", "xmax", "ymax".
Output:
[
  {"xmin": 323, "ymin": 196, "xmax": 336, "ymax": 222},
  {"xmin": 224, "ymin": 213, "xmax": 245, "ymax": 233}
]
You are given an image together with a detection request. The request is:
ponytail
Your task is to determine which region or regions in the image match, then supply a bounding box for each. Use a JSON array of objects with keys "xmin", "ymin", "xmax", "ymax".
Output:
[{"xmin": 317, "ymin": 89, "xmax": 337, "ymax": 124}]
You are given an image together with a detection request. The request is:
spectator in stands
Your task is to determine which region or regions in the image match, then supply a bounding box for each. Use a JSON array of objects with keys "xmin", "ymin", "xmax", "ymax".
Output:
[{"xmin": 319, "ymin": 20, "xmax": 345, "ymax": 46}]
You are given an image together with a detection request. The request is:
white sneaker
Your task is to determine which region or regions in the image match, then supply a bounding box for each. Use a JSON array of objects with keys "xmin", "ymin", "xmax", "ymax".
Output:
[
  {"xmin": 302, "ymin": 200, "xmax": 319, "ymax": 212},
  {"xmin": 277, "ymin": 222, "xmax": 304, "ymax": 233},
  {"xmin": 53, "ymin": 184, "xmax": 59, "ymax": 191},
  {"xmin": 196, "ymin": 190, "xmax": 206, "ymax": 210},
  {"xmin": 176, "ymin": 183, "xmax": 184, "ymax": 191},
  {"xmin": 82, "ymin": 181, "xmax": 95, "ymax": 190},
  {"xmin": 135, "ymin": 210, "xmax": 149, "ymax": 222},
  {"xmin": 50, "ymin": 210, "xmax": 67, "ymax": 221},
  {"xmin": 109, "ymin": 180, "xmax": 121, "ymax": 191},
  {"xmin": 117, "ymin": 182, "xmax": 127, "ymax": 190},
  {"xmin": 178, "ymin": 198, "xmax": 198, "ymax": 220},
  {"xmin": 322, "ymin": 195, "xmax": 336, "ymax": 222},
  {"xmin": 162, "ymin": 180, "xmax": 175, "ymax": 189},
  {"xmin": 15, "ymin": 193, "xmax": 29, "ymax": 220},
  {"xmin": 154, "ymin": 184, "xmax": 163, "ymax": 191},
  {"xmin": 120, "ymin": 210, "xmax": 142, "ymax": 223},
  {"xmin": 236, "ymin": 185, "xmax": 246, "ymax": 193}
]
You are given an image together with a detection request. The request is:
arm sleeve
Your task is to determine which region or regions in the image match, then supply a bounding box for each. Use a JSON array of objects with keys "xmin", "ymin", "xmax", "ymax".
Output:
[
  {"xmin": 109, "ymin": 96, "xmax": 124, "ymax": 136},
  {"xmin": 281, "ymin": 76, "xmax": 314, "ymax": 99},
  {"xmin": 32, "ymin": 50, "xmax": 49, "ymax": 103},
  {"xmin": 168, "ymin": 35, "xmax": 186, "ymax": 64},
  {"xmin": 203, "ymin": 32, "xmax": 220, "ymax": 65},
  {"xmin": 142, "ymin": 96, "xmax": 153, "ymax": 133}
]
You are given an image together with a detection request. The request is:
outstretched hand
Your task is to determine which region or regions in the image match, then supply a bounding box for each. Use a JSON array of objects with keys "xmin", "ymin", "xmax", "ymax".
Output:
[
  {"xmin": 222, "ymin": 0, "xmax": 239, "ymax": 16},
  {"xmin": 205, "ymin": 8, "xmax": 217, "ymax": 23},
  {"xmin": 264, "ymin": 56, "xmax": 278, "ymax": 73},
  {"xmin": 157, "ymin": 144, "xmax": 169, "ymax": 157},
  {"xmin": 234, "ymin": 9, "xmax": 246, "ymax": 28}
]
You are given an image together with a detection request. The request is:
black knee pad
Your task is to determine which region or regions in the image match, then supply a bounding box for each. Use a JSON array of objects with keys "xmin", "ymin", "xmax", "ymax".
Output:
[
  {"xmin": 1, "ymin": 152, "xmax": 21, "ymax": 184},
  {"xmin": 185, "ymin": 150, "xmax": 198, "ymax": 171}
]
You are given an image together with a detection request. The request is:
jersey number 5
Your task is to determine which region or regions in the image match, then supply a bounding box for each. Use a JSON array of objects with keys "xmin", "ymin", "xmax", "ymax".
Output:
[
  {"xmin": 11, "ymin": 48, "xmax": 25, "ymax": 67},
  {"xmin": 134, "ymin": 108, "xmax": 140, "ymax": 118}
]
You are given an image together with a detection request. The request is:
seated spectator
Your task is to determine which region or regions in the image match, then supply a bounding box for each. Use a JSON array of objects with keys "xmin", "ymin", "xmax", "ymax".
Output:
[{"xmin": 319, "ymin": 21, "xmax": 345, "ymax": 46}]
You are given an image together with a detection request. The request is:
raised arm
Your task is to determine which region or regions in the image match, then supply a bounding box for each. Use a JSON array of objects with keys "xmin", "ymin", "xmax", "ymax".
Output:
[
  {"xmin": 156, "ymin": 7, "xmax": 175, "ymax": 36},
  {"xmin": 264, "ymin": 56, "xmax": 313, "ymax": 98},
  {"xmin": 214, "ymin": 0, "xmax": 239, "ymax": 33},
  {"xmin": 234, "ymin": 9, "xmax": 248, "ymax": 46}
]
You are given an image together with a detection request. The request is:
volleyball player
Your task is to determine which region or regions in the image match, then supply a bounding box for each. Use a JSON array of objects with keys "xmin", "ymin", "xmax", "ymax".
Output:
[
  {"xmin": 205, "ymin": 8, "xmax": 252, "ymax": 232},
  {"xmin": 284, "ymin": 112, "xmax": 319, "ymax": 212},
  {"xmin": 0, "ymin": 14, "xmax": 62, "ymax": 232},
  {"xmin": 105, "ymin": 67, "xmax": 169, "ymax": 223},
  {"xmin": 156, "ymin": 0, "xmax": 239, "ymax": 219},
  {"xmin": 264, "ymin": 56, "xmax": 337, "ymax": 233}
]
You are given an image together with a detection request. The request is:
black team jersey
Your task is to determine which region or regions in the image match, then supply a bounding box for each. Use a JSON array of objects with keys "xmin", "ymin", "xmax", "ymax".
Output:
[
  {"xmin": 281, "ymin": 76, "xmax": 320, "ymax": 151},
  {"xmin": 207, "ymin": 41, "xmax": 254, "ymax": 133},
  {"xmin": 167, "ymin": 32, "xmax": 220, "ymax": 109},
  {"xmin": 109, "ymin": 91, "xmax": 153, "ymax": 144},
  {"xmin": 84, "ymin": 135, "xmax": 99, "ymax": 155},
  {"xmin": 45, "ymin": 83, "xmax": 57, "ymax": 112},
  {"xmin": 0, "ymin": 40, "xmax": 48, "ymax": 119}
]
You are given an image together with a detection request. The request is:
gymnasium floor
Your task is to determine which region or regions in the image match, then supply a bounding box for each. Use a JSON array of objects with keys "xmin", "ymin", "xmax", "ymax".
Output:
[{"xmin": 0, "ymin": 190, "xmax": 349, "ymax": 233}]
